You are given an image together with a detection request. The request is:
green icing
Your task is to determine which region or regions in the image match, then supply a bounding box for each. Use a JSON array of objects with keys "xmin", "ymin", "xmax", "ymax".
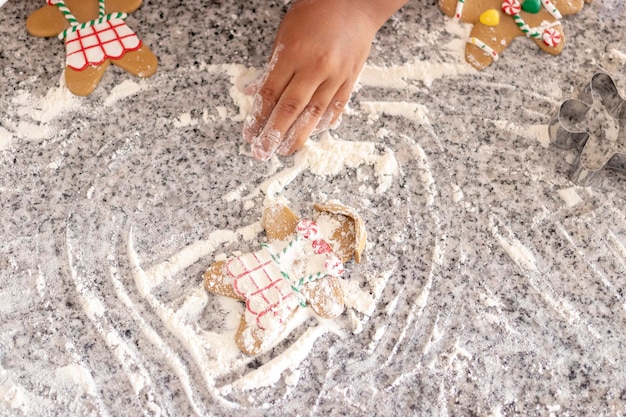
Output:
[{"xmin": 521, "ymin": 0, "xmax": 541, "ymax": 14}]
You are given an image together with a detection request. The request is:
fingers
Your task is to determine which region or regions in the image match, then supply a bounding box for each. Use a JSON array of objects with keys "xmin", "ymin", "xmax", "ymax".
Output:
[
  {"xmin": 244, "ymin": 68, "xmax": 348, "ymax": 160},
  {"xmin": 276, "ymin": 92, "xmax": 349, "ymax": 156}
]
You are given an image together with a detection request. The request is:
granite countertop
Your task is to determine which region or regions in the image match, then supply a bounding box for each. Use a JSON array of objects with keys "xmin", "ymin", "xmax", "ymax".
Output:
[{"xmin": 2, "ymin": 0, "xmax": 626, "ymax": 415}]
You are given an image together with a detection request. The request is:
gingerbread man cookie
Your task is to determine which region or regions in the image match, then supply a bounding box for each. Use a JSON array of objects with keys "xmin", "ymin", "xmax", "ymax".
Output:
[
  {"xmin": 26, "ymin": 0, "xmax": 157, "ymax": 96},
  {"xmin": 439, "ymin": 0, "xmax": 590, "ymax": 70},
  {"xmin": 203, "ymin": 202, "xmax": 367, "ymax": 355}
]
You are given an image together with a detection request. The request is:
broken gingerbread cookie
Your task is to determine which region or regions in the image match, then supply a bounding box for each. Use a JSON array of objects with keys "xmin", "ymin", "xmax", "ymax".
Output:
[
  {"xmin": 26, "ymin": 0, "xmax": 158, "ymax": 96},
  {"xmin": 203, "ymin": 202, "xmax": 367, "ymax": 355},
  {"xmin": 439, "ymin": 0, "xmax": 590, "ymax": 70}
]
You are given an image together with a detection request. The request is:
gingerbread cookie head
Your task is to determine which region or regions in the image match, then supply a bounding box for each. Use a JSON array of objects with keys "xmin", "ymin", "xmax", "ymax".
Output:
[
  {"xmin": 439, "ymin": 0, "xmax": 590, "ymax": 70},
  {"xmin": 26, "ymin": 0, "xmax": 157, "ymax": 96},
  {"xmin": 203, "ymin": 202, "xmax": 367, "ymax": 355}
]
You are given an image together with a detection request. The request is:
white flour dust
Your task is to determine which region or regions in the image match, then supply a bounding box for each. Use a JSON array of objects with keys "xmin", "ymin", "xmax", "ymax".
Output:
[{"xmin": 110, "ymin": 59, "xmax": 457, "ymax": 396}]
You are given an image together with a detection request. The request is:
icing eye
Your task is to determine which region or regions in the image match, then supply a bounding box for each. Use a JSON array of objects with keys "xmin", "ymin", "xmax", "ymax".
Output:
[
  {"xmin": 521, "ymin": 0, "xmax": 541, "ymax": 13},
  {"xmin": 479, "ymin": 9, "xmax": 500, "ymax": 26}
]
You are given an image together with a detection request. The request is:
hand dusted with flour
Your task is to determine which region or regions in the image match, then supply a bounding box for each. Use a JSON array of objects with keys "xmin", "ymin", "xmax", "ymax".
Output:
[{"xmin": 242, "ymin": 0, "xmax": 408, "ymax": 160}]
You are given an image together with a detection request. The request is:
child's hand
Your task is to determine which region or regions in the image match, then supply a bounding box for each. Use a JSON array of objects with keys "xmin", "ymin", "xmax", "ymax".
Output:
[{"xmin": 242, "ymin": 0, "xmax": 406, "ymax": 160}]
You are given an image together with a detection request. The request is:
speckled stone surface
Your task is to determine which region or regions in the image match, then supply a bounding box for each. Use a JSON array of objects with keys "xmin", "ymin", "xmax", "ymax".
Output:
[{"xmin": 1, "ymin": 0, "xmax": 626, "ymax": 416}]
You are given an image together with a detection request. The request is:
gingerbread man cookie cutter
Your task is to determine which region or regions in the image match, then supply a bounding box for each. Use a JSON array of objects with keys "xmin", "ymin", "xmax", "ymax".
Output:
[{"xmin": 549, "ymin": 72, "xmax": 626, "ymax": 186}]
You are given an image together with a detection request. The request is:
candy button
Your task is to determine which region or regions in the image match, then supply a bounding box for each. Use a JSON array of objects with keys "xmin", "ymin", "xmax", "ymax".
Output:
[
  {"xmin": 521, "ymin": 0, "xmax": 541, "ymax": 13},
  {"xmin": 479, "ymin": 9, "xmax": 500, "ymax": 26}
]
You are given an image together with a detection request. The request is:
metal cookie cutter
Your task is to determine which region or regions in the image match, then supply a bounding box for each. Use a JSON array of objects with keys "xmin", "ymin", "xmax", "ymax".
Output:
[{"xmin": 549, "ymin": 72, "xmax": 626, "ymax": 186}]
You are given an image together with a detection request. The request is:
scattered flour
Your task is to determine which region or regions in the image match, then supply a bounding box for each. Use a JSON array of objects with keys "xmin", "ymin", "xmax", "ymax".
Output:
[
  {"xmin": 492, "ymin": 120, "xmax": 550, "ymax": 146},
  {"xmin": 55, "ymin": 363, "xmax": 98, "ymax": 396},
  {"xmin": 608, "ymin": 48, "xmax": 626, "ymax": 64},
  {"xmin": 360, "ymin": 101, "xmax": 430, "ymax": 125},
  {"xmin": 0, "ymin": 381, "xmax": 31, "ymax": 414},
  {"xmin": 14, "ymin": 80, "xmax": 81, "ymax": 124},
  {"xmin": 104, "ymin": 79, "xmax": 145, "ymax": 106},
  {"xmin": 557, "ymin": 187, "xmax": 582, "ymax": 207},
  {"xmin": 0, "ymin": 126, "xmax": 13, "ymax": 150},
  {"xmin": 56, "ymin": 36, "xmax": 544, "ymax": 401},
  {"xmin": 358, "ymin": 60, "xmax": 474, "ymax": 89},
  {"xmin": 173, "ymin": 112, "xmax": 199, "ymax": 128},
  {"xmin": 261, "ymin": 131, "xmax": 399, "ymax": 197},
  {"xmin": 491, "ymin": 222, "xmax": 538, "ymax": 272},
  {"xmin": 17, "ymin": 121, "xmax": 51, "ymax": 141}
]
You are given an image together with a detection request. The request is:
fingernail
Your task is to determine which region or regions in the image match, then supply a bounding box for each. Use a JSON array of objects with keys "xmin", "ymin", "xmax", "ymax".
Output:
[{"xmin": 251, "ymin": 129, "xmax": 282, "ymax": 161}]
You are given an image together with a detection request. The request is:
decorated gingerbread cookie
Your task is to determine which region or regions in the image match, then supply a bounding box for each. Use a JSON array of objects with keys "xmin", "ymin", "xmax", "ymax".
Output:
[
  {"xmin": 203, "ymin": 202, "xmax": 367, "ymax": 355},
  {"xmin": 26, "ymin": 0, "xmax": 157, "ymax": 96},
  {"xmin": 439, "ymin": 0, "xmax": 590, "ymax": 70}
]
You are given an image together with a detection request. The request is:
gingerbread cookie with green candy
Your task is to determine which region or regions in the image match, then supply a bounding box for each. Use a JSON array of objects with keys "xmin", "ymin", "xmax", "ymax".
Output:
[
  {"xmin": 203, "ymin": 202, "xmax": 367, "ymax": 355},
  {"xmin": 26, "ymin": 0, "xmax": 157, "ymax": 96},
  {"xmin": 439, "ymin": 0, "xmax": 591, "ymax": 70}
]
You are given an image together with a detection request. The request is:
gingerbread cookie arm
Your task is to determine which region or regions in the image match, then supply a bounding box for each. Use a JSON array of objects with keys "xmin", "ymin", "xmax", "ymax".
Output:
[
  {"xmin": 111, "ymin": 45, "xmax": 158, "ymax": 77},
  {"xmin": 106, "ymin": 0, "xmax": 143, "ymax": 14},
  {"xmin": 532, "ymin": 25, "xmax": 566, "ymax": 55},
  {"xmin": 26, "ymin": 6, "xmax": 69, "ymax": 37},
  {"xmin": 555, "ymin": 0, "xmax": 587, "ymax": 14},
  {"xmin": 465, "ymin": 20, "xmax": 518, "ymax": 71},
  {"xmin": 301, "ymin": 277, "xmax": 345, "ymax": 319},
  {"xmin": 203, "ymin": 260, "xmax": 245, "ymax": 301},
  {"xmin": 262, "ymin": 204, "xmax": 301, "ymax": 241}
]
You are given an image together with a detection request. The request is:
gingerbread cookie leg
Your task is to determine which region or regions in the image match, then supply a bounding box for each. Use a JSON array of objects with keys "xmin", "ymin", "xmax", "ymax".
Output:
[
  {"xmin": 235, "ymin": 308, "xmax": 300, "ymax": 355},
  {"xmin": 111, "ymin": 45, "xmax": 158, "ymax": 78},
  {"xmin": 300, "ymin": 276, "xmax": 345, "ymax": 319},
  {"xmin": 65, "ymin": 62, "xmax": 110, "ymax": 96},
  {"xmin": 532, "ymin": 24, "xmax": 566, "ymax": 55},
  {"xmin": 235, "ymin": 314, "xmax": 264, "ymax": 355}
]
